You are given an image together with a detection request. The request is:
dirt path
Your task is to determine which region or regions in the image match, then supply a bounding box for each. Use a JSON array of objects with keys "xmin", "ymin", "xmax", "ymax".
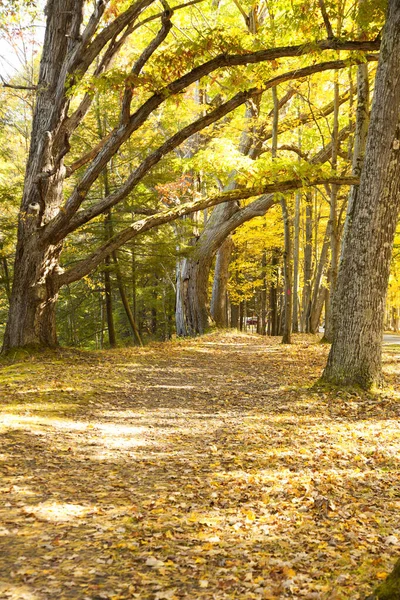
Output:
[{"xmin": 0, "ymin": 332, "xmax": 399, "ymax": 600}]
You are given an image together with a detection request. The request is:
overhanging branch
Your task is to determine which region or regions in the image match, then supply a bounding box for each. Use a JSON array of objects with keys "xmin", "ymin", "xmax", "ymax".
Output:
[
  {"xmin": 46, "ymin": 53, "xmax": 378, "ymax": 243},
  {"xmin": 59, "ymin": 175, "xmax": 358, "ymax": 287},
  {"xmin": 60, "ymin": 40, "xmax": 379, "ymax": 216}
]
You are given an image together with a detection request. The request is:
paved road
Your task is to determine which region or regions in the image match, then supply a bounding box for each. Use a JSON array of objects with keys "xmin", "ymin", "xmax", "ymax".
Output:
[{"xmin": 383, "ymin": 333, "xmax": 400, "ymax": 345}]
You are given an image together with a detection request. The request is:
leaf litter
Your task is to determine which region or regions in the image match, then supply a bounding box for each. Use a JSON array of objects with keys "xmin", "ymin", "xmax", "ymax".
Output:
[{"xmin": 0, "ymin": 332, "xmax": 399, "ymax": 599}]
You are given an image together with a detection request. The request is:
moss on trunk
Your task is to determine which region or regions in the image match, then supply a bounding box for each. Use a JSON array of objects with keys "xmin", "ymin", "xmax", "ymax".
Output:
[{"xmin": 368, "ymin": 559, "xmax": 400, "ymax": 600}]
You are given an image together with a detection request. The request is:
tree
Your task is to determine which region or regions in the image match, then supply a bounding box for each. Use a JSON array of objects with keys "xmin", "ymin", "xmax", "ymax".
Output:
[
  {"xmin": 1, "ymin": 0, "xmax": 379, "ymax": 351},
  {"xmin": 321, "ymin": 0, "xmax": 400, "ymax": 388},
  {"xmin": 367, "ymin": 558, "xmax": 400, "ymax": 600}
]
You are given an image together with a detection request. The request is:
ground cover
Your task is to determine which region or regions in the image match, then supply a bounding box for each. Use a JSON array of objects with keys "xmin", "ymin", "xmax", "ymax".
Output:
[{"xmin": 0, "ymin": 332, "xmax": 399, "ymax": 600}]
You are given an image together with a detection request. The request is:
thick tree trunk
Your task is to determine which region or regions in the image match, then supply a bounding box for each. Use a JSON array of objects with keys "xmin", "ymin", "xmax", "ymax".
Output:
[
  {"xmin": 367, "ymin": 558, "xmax": 400, "ymax": 599},
  {"xmin": 3, "ymin": 240, "xmax": 62, "ymax": 350},
  {"xmin": 175, "ymin": 255, "xmax": 211, "ymax": 336},
  {"xmin": 176, "ymin": 95, "xmax": 262, "ymax": 336},
  {"xmin": 2, "ymin": 0, "xmax": 80, "ymax": 352},
  {"xmin": 322, "ymin": 0, "xmax": 400, "ymax": 388},
  {"xmin": 210, "ymin": 236, "xmax": 234, "ymax": 327}
]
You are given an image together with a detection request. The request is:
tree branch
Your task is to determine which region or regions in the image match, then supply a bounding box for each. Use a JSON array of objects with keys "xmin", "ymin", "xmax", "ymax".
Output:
[
  {"xmin": 72, "ymin": 0, "xmax": 157, "ymax": 76},
  {"xmin": 121, "ymin": 10, "xmax": 173, "ymax": 123},
  {"xmin": 318, "ymin": 0, "xmax": 334, "ymax": 39},
  {"xmin": 59, "ymin": 175, "xmax": 359, "ymax": 287},
  {"xmin": 46, "ymin": 53, "xmax": 378, "ymax": 243},
  {"xmin": 0, "ymin": 75, "xmax": 37, "ymax": 90},
  {"xmin": 66, "ymin": 41, "xmax": 374, "ymax": 179}
]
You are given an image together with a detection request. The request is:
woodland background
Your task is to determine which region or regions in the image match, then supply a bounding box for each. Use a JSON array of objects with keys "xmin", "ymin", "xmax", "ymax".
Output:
[{"xmin": 0, "ymin": 0, "xmax": 398, "ymax": 350}]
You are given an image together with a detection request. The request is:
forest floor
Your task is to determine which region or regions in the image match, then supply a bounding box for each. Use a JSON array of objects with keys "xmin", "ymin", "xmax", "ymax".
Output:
[{"xmin": 0, "ymin": 332, "xmax": 400, "ymax": 600}]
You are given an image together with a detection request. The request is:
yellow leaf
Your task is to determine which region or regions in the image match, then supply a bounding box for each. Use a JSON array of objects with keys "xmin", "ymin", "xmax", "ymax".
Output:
[
  {"xmin": 245, "ymin": 510, "xmax": 256, "ymax": 522},
  {"xmin": 376, "ymin": 572, "xmax": 388, "ymax": 580},
  {"xmin": 283, "ymin": 567, "xmax": 296, "ymax": 578}
]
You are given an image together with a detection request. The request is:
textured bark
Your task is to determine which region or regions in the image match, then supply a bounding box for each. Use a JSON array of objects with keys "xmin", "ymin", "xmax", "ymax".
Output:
[
  {"xmin": 210, "ymin": 237, "xmax": 234, "ymax": 327},
  {"xmin": 175, "ymin": 256, "xmax": 210, "ymax": 336},
  {"xmin": 322, "ymin": 0, "xmax": 400, "ymax": 388},
  {"xmin": 326, "ymin": 58, "xmax": 369, "ymax": 340},
  {"xmin": 367, "ymin": 558, "xmax": 400, "ymax": 599},
  {"xmin": 2, "ymin": 0, "xmax": 82, "ymax": 351},
  {"xmin": 230, "ymin": 303, "xmax": 239, "ymax": 328}
]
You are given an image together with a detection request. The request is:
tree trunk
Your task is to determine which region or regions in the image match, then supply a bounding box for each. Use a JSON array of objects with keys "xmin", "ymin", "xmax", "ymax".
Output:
[
  {"xmin": 175, "ymin": 255, "xmax": 211, "ymax": 336},
  {"xmin": 280, "ymin": 197, "xmax": 293, "ymax": 343},
  {"xmin": 260, "ymin": 250, "xmax": 267, "ymax": 335},
  {"xmin": 269, "ymin": 249, "xmax": 279, "ymax": 336},
  {"xmin": 112, "ymin": 251, "xmax": 143, "ymax": 346},
  {"xmin": 2, "ymin": 0, "xmax": 80, "ymax": 352},
  {"xmin": 367, "ymin": 558, "xmax": 400, "ymax": 599},
  {"xmin": 323, "ymin": 70, "xmax": 340, "ymax": 343},
  {"xmin": 1, "ymin": 254, "xmax": 11, "ymax": 301},
  {"xmin": 176, "ymin": 94, "xmax": 261, "ymax": 336},
  {"xmin": 322, "ymin": 0, "xmax": 400, "ymax": 388},
  {"xmin": 309, "ymin": 231, "xmax": 330, "ymax": 334},
  {"xmin": 231, "ymin": 303, "xmax": 239, "ymax": 328},
  {"xmin": 301, "ymin": 192, "xmax": 313, "ymax": 332},
  {"xmin": 210, "ymin": 236, "xmax": 234, "ymax": 327},
  {"xmin": 3, "ymin": 241, "xmax": 63, "ymax": 350},
  {"xmin": 104, "ymin": 208, "xmax": 117, "ymax": 348},
  {"xmin": 292, "ymin": 191, "xmax": 301, "ymax": 333},
  {"xmin": 104, "ymin": 252, "xmax": 116, "ymax": 348}
]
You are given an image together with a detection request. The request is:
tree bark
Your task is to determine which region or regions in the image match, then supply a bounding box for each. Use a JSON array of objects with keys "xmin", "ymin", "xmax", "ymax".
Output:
[
  {"xmin": 280, "ymin": 197, "xmax": 293, "ymax": 343},
  {"xmin": 323, "ymin": 70, "xmax": 340, "ymax": 343},
  {"xmin": 292, "ymin": 190, "xmax": 301, "ymax": 332},
  {"xmin": 310, "ymin": 225, "xmax": 330, "ymax": 334},
  {"xmin": 301, "ymin": 192, "xmax": 313, "ymax": 332},
  {"xmin": 322, "ymin": 0, "xmax": 400, "ymax": 388},
  {"xmin": 260, "ymin": 250, "xmax": 267, "ymax": 335},
  {"xmin": 2, "ymin": 0, "xmax": 82, "ymax": 351},
  {"xmin": 1, "ymin": 255, "xmax": 11, "ymax": 302},
  {"xmin": 367, "ymin": 558, "xmax": 400, "ymax": 599},
  {"xmin": 175, "ymin": 255, "xmax": 211, "ymax": 336},
  {"xmin": 269, "ymin": 249, "xmax": 280, "ymax": 336},
  {"xmin": 210, "ymin": 236, "xmax": 234, "ymax": 327}
]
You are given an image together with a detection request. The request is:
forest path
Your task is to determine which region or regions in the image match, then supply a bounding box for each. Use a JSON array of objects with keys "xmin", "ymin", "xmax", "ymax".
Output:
[{"xmin": 0, "ymin": 332, "xmax": 399, "ymax": 600}]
